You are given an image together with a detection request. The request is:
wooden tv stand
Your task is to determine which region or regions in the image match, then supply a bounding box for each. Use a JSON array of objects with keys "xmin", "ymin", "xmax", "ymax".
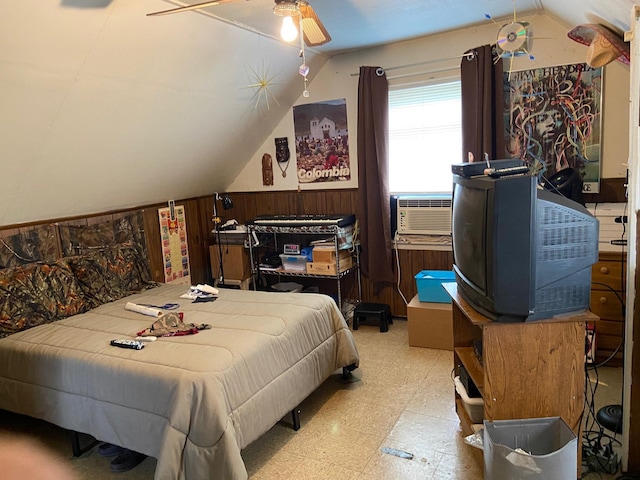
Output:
[{"xmin": 444, "ymin": 282, "xmax": 597, "ymax": 466}]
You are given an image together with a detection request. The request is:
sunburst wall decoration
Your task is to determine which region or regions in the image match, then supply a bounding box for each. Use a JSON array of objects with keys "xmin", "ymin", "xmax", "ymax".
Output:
[{"xmin": 243, "ymin": 63, "xmax": 280, "ymax": 110}]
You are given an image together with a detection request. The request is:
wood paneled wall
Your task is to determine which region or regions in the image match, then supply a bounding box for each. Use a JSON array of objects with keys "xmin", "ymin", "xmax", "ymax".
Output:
[
  {"xmin": 199, "ymin": 189, "xmax": 452, "ymax": 317},
  {"xmin": 0, "ymin": 177, "xmax": 625, "ymax": 317}
]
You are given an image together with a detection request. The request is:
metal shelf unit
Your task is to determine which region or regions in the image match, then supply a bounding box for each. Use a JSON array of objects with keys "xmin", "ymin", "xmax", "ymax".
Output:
[{"xmin": 247, "ymin": 223, "xmax": 362, "ymax": 310}]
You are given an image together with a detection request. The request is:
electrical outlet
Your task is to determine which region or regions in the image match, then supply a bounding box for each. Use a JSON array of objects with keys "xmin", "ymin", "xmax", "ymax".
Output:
[{"xmin": 585, "ymin": 324, "xmax": 596, "ymax": 363}]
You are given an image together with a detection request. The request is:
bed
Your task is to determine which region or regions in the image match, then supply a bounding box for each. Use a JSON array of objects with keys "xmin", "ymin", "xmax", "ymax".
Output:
[{"xmin": 0, "ymin": 281, "xmax": 359, "ymax": 479}]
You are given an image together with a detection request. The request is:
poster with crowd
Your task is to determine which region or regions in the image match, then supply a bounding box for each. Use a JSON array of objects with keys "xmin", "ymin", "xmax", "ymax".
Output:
[
  {"xmin": 504, "ymin": 63, "xmax": 603, "ymax": 193},
  {"xmin": 293, "ymin": 98, "xmax": 350, "ymax": 185}
]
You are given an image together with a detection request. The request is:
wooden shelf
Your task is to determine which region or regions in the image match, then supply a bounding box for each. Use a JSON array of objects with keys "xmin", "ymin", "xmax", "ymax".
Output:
[
  {"xmin": 455, "ymin": 346, "xmax": 484, "ymax": 393},
  {"xmin": 449, "ymin": 282, "xmax": 591, "ymax": 473}
]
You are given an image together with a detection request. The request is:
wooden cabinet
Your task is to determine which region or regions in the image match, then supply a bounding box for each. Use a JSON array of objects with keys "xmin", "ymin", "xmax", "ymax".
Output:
[
  {"xmin": 445, "ymin": 282, "xmax": 598, "ymax": 470},
  {"xmin": 590, "ymin": 252, "xmax": 626, "ymax": 366},
  {"xmin": 209, "ymin": 244, "xmax": 252, "ymax": 288}
]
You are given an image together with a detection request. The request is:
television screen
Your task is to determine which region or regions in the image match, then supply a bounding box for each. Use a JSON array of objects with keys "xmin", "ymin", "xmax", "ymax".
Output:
[
  {"xmin": 451, "ymin": 183, "xmax": 487, "ymax": 293},
  {"xmin": 451, "ymin": 173, "xmax": 598, "ymax": 322}
]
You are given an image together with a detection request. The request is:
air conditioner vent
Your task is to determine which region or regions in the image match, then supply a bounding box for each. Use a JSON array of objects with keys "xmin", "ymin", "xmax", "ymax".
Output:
[
  {"xmin": 397, "ymin": 194, "xmax": 452, "ymax": 235},
  {"xmin": 398, "ymin": 198, "xmax": 452, "ymax": 209}
]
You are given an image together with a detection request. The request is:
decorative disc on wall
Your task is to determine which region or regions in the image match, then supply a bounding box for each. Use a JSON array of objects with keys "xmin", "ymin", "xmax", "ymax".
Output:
[{"xmin": 496, "ymin": 21, "xmax": 533, "ymax": 58}]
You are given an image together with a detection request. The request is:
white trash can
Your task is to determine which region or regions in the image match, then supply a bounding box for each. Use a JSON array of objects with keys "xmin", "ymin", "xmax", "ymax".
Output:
[{"xmin": 483, "ymin": 417, "xmax": 577, "ymax": 480}]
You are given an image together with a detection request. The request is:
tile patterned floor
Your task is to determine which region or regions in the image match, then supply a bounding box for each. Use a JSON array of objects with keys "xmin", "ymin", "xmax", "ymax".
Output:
[{"xmin": 0, "ymin": 318, "xmax": 626, "ymax": 479}]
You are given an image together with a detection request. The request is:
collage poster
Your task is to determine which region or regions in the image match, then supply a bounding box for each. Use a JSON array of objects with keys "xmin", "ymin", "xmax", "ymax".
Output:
[
  {"xmin": 158, "ymin": 205, "xmax": 190, "ymax": 284},
  {"xmin": 504, "ymin": 63, "xmax": 603, "ymax": 193},
  {"xmin": 293, "ymin": 98, "xmax": 350, "ymax": 185}
]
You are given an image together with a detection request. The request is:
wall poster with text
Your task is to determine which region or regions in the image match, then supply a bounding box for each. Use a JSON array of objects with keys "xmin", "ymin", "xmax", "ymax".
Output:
[
  {"xmin": 158, "ymin": 205, "xmax": 190, "ymax": 285},
  {"xmin": 293, "ymin": 98, "xmax": 350, "ymax": 185},
  {"xmin": 504, "ymin": 63, "xmax": 603, "ymax": 193}
]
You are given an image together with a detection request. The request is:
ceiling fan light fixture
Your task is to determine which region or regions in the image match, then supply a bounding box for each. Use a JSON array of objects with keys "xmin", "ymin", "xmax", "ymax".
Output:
[
  {"xmin": 273, "ymin": 2, "xmax": 298, "ymax": 17},
  {"xmin": 280, "ymin": 15, "xmax": 298, "ymax": 42}
]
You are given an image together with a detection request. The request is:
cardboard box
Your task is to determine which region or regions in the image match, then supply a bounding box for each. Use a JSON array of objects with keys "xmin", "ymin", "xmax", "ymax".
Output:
[
  {"xmin": 312, "ymin": 246, "xmax": 352, "ymax": 263},
  {"xmin": 307, "ymin": 256, "xmax": 353, "ymax": 275},
  {"xmin": 407, "ymin": 294, "xmax": 453, "ymax": 350}
]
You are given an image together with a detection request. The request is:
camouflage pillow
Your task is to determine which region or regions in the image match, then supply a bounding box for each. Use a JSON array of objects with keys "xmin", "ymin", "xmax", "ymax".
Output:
[
  {"xmin": 0, "ymin": 260, "xmax": 89, "ymax": 337},
  {"xmin": 65, "ymin": 242, "xmax": 156, "ymax": 308}
]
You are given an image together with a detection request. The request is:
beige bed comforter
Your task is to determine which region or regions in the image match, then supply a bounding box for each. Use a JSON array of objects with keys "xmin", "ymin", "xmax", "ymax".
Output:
[{"xmin": 0, "ymin": 284, "xmax": 359, "ymax": 479}]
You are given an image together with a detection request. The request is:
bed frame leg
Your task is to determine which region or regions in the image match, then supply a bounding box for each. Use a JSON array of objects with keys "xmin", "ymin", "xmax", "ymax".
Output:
[
  {"xmin": 291, "ymin": 408, "xmax": 301, "ymax": 431},
  {"xmin": 70, "ymin": 431, "xmax": 99, "ymax": 457},
  {"xmin": 342, "ymin": 364, "xmax": 356, "ymax": 380}
]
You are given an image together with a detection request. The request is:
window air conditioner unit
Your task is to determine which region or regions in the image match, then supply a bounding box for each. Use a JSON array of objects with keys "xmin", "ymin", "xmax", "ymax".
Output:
[{"xmin": 397, "ymin": 194, "xmax": 452, "ymax": 235}]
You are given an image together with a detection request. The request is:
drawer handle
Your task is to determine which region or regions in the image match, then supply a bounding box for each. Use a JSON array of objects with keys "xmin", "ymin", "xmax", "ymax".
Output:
[
  {"xmin": 599, "ymin": 296, "xmax": 608, "ymax": 304},
  {"xmin": 600, "ymin": 267, "xmax": 609, "ymax": 274}
]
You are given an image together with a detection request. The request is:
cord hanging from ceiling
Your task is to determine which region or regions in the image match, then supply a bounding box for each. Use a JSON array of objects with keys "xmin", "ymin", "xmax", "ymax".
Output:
[{"xmin": 298, "ymin": 13, "xmax": 310, "ymax": 97}]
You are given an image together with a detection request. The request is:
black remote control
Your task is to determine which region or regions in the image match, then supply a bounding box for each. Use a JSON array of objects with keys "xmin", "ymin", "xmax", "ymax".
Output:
[
  {"xmin": 487, "ymin": 166, "xmax": 530, "ymax": 177},
  {"xmin": 110, "ymin": 339, "xmax": 145, "ymax": 350}
]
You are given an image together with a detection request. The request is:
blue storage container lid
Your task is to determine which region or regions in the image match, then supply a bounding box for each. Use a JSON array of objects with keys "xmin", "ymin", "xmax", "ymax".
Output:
[
  {"xmin": 414, "ymin": 270, "xmax": 455, "ymax": 280},
  {"xmin": 415, "ymin": 270, "xmax": 455, "ymax": 303}
]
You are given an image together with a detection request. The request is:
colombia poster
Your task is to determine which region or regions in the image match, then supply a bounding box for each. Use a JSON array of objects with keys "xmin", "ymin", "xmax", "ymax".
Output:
[{"xmin": 293, "ymin": 98, "xmax": 350, "ymax": 185}]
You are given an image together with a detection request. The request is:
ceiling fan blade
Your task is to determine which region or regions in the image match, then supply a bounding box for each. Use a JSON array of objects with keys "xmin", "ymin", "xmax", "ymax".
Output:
[
  {"xmin": 147, "ymin": 0, "xmax": 236, "ymax": 17},
  {"xmin": 298, "ymin": 1, "xmax": 331, "ymax": 46}
]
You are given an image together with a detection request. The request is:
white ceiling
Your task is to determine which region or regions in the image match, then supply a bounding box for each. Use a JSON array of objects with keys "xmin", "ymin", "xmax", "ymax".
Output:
[
  {"xmin": 144, "ymin": 0, "xmax": 633, "ymax": 55},
  {"xmin": 0, "ymin": 0, "xmax": 635, "ymax": 225}
]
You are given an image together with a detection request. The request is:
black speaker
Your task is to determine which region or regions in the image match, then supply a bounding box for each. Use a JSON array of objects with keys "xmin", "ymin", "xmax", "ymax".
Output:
[
  {"xmin": 545, "ymin": 167, "xmax": 585, "ymax": 205},
  {"xmin": 390, "ymin": 195, "xmax": 398, "ymax": 239}
]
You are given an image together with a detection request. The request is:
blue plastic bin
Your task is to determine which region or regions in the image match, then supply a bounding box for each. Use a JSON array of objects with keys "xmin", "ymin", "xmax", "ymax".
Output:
[{"xmin": 415, "ymin": 270, "xmax": 455, "ymax": 303}]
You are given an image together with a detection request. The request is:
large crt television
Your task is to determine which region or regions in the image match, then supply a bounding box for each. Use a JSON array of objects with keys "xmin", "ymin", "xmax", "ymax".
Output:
[{"xmin": 451, "ymin": 173, "xmax": 599, "ymax": 322}]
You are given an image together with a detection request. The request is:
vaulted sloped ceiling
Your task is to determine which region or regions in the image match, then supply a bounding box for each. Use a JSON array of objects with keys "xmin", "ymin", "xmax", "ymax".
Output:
[{"xmin": 0, "ymin": 0, "xmax": 634, "ymax": 225}]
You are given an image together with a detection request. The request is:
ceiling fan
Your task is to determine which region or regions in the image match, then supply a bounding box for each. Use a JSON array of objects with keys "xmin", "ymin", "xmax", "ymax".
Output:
[{"xmin": 147, "ymin": 0, "xmax": 331, "ymax": 47}]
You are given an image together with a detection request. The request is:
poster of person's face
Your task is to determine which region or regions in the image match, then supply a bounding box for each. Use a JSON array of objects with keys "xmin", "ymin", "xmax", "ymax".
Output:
[
  {"xmin": 293, "ymin": 99, "xmax": 350, "ymax": 185},
  {"xmin": 504, "ymin": 63, "xmax": 602, "ymax": 193}
]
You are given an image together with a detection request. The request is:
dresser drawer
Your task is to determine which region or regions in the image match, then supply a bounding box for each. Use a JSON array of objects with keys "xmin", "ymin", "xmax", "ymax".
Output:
[
  {"xmin": 590, "ymin": 289, "xmax": 625, "ymax": 321},
  {"xmin": 592, "ymin": 260, "xmax": 626, "ymax": 292}
]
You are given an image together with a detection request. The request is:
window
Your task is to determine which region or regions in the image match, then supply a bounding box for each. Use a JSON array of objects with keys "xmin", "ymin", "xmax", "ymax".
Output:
[{"xmin": 388, "ymin": 80, "xmax": 462, "ymax": 193}]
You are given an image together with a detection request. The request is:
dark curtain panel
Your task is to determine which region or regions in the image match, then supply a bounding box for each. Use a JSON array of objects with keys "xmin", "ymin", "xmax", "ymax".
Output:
[
  {"xmin": 357, "ymin": 66, "xmax": 394, "ymax": 291},
  {"xmin": 460, "ymin": 45, "xmax": 505, "ymax": 163}
]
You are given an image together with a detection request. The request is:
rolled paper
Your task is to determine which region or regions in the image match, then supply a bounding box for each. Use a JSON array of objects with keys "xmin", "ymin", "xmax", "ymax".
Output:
[
  {"xmin": 125, "ymin": 302, "xmax": 164, "ymax": 317},
  {"xmin": 195, "ymin": 284, "xmax": 219, "ymax": 295}
]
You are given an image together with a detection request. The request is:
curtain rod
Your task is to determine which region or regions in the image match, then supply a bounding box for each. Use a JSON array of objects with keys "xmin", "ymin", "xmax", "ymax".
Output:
[{"xmin": 350, "ymin": 51, "xmax": 476, "ymax": 77}]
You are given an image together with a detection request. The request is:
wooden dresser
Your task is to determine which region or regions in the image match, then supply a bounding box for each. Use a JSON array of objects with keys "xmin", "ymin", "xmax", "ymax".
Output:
[{"xmin": 590, "ymin": 251, "xmax": 626, "ymax": 366}]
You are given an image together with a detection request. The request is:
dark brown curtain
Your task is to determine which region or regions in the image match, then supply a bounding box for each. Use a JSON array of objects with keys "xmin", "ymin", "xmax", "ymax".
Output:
[
  {"xmin": 461, "ymin": 45, "xmax": 505, "ymax": 163},
  {"xmin": 357, "ymin": 66, "xmax": 394, "ymax": 291}
]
